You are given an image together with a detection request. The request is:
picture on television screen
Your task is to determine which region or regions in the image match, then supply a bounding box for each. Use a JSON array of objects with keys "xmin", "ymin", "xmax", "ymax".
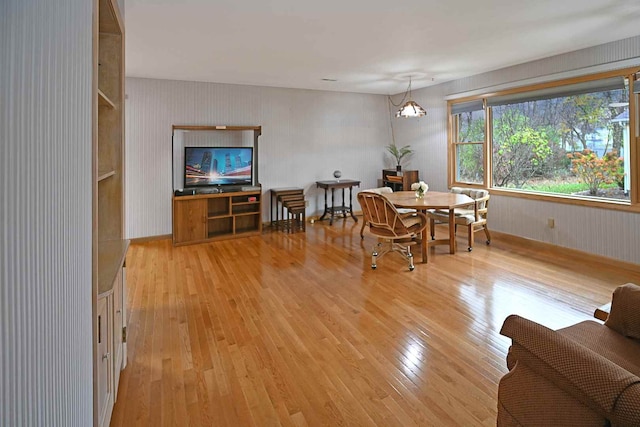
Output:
[{"xmin": 184, "ymin": 146, "xmax": 253, "ymax": 187}]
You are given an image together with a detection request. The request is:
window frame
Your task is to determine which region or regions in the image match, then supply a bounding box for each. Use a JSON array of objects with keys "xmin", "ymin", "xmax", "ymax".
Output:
[
  {"xmin": 448, "ymin": 98, "xmax": 489, "ymax": 188},
  {"xmin": 448, "ymin": 67, "xmax": 640, "ymax": 212}
]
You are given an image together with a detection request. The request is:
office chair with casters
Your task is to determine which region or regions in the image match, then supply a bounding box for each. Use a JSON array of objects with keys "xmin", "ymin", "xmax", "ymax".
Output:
[
  {"xmin": 426, "ymin": 187, "xmax": 490, "ymax": 251},
  {"xmin": 358, "ymin": 191, "xmax": 427, "ymax": 271},
  {"xmin": 359, "ymin": 187, "xmax": 393, "ymax": 239}
]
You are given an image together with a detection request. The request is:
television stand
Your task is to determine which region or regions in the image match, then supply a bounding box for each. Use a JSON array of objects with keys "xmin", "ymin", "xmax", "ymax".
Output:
[{"xmin": 173, "ymin": 188, "xmax": 262, "ymax": 246}]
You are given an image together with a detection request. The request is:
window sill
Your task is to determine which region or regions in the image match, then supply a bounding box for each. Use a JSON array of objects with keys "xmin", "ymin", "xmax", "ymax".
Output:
[{"xmin": 488, "ymin": 188, "xmax": 640, "ymax": 213}]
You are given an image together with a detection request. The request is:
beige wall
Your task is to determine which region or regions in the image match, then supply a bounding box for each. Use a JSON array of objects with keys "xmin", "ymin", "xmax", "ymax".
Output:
[
  {"xmin": 125, "ymin": 79, "xmax": 392, "ymax": 238},
  {"xmin": 1, "ymin": 0, "xmax": 94, "ymax": 424}
]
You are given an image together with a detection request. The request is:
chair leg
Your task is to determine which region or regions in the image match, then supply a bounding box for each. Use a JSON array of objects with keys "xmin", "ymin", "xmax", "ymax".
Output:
[
  {"xmin": 429, "ymin": 218, "xmax": 435, "ymax": 240},
  {"xmin": 408, "ymin": 246, "xmax": 414, "ymax": 271},
  {"xmin": 371, "ymin": 243, "xmax": 379, "ymax": 269},
  {"xmin": 360, "ymin": 221, "xmax": 367, "ymax": 239},
  {"xmin": 484, "ymin": 225, "xmax": 491, "ymax": 245},
  {"xmin": 468, "ymin": 224, "xmax": 475, "ymax": 251}
]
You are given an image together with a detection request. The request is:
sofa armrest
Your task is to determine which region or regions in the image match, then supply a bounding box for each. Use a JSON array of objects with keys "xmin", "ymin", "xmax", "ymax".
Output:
[{"xmin": 501, "ymin": 315, "xmax": 640, "ymax": 426}]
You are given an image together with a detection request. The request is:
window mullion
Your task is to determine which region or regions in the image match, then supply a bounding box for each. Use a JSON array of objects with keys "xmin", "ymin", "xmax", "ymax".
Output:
[
  {"xmin": 631, "ymin": 78, "xmax": 638, "ymax": 204},
  {"xmin": 485, "ymin": 105, "xmax": 492, "ymax": 189}
]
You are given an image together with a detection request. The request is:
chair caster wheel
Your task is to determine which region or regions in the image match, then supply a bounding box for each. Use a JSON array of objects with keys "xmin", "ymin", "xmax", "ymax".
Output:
[
  {"xmin": 468, "ymin": 247, "xmax": 472, "ymax": 252},
  {"xmin": 409, "ymin": 266, "xmax": 415, "ymax": 271},
  {"xmin": 486, "ymin": 240, "xmax": 491, "ymax": 245},
  {"xmin": 371, "ymin": 265, "xmax": 376, "ymax": 270}
]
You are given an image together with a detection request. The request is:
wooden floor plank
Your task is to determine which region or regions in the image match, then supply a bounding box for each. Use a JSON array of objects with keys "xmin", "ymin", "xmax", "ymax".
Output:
[{"xmin": 111, "ymin": 222, "xmax": 640, "ymax": 426}]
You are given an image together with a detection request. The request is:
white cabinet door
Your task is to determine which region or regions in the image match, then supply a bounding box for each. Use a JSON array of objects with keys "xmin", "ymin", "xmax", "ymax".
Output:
[{"xmin": 97, "ymin": 297, "xmax": 113, "ymax": 427}]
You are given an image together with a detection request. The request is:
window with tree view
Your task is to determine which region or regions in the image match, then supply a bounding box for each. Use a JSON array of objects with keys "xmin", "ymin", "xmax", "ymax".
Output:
[
  {"xmin": 449, "ymin": 72, "xmax": 636, "ymax": 204},
  {"xmin": 490, "ymin": 77, "xmax": 629, "ymax": 200},
  {"xmin": 452, "ymin": 100, "xmax": 484, "ymax": 184}
]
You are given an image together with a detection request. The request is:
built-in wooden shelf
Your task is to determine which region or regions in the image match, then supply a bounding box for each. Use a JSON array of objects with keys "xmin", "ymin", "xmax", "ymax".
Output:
[
  {"xmin": 98, "ymin": 239, "xmax": 130, "ymax": 297},
  {"xmin": 98, "ymin": 89, "xmax": 116, "ymax": 109},
  {"xmin": 98, "ymin": 0, "xmax": 122, "ymax": 34},
  {"xmin": 97, "ymin": 170, "xmax": 116, "ymax": 182},
  {"xmin": 95, "ymin": 0, "xmax": 125, "ymax": 424}
]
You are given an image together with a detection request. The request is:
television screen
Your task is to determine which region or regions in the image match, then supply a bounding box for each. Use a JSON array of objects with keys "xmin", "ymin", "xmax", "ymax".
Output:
[{"xmin": 184, "ymin": 146, "xmax": 253, "ymax": 187}]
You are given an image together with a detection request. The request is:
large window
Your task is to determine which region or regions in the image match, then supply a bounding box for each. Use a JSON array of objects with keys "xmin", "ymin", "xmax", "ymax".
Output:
[{"xmin": 449, "ymin": 70, "xmax": 638, "ymax": 207}]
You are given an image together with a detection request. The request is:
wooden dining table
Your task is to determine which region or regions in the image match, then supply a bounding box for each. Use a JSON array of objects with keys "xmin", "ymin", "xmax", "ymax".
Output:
[{"xmin": 384, "ymin": 191, "xmax": 475, "ymax": 263}]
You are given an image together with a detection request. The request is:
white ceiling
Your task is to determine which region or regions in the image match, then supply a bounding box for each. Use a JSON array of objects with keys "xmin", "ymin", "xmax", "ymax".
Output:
[{"xmin": 125, "ymin": 0, "xmax": 640, "ymax": 95}]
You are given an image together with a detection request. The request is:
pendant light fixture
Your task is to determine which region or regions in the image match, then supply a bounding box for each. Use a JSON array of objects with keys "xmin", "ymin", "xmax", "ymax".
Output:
[{"xmin": 395, "ymin": 76, "xmax": 426, "ymax": 118}]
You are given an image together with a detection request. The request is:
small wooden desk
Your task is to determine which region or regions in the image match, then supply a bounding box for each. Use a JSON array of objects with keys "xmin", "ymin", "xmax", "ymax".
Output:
[
  {"xmin": 316, "ymin": 180, "xmax": 360, "ymax": 225},
  {"xmin": 270, "ymin": 187, "xmax": 304, "ymax": 229},
  {"xmin": 385, "ymin": 191, "xmax": 475, "ymax": 263}
]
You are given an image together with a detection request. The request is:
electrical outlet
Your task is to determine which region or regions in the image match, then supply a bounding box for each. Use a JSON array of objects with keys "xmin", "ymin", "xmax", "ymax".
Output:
[{"xmin": 547, "ymin": 218, "xmax": 555, "ymax": 229}]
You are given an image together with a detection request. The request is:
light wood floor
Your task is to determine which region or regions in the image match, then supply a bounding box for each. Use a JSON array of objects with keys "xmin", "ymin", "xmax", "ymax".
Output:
[{"xmin": 110, "ymin": 220, "xmax": 640, "ymax": 426}]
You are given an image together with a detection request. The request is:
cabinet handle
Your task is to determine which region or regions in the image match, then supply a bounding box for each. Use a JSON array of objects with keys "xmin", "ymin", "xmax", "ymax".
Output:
[{"xmin": 102, "ymin": 352, "xmax": 110, "ymax": 361}]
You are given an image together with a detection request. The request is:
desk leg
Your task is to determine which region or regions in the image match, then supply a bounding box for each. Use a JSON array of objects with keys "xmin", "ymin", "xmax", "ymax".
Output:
[
  {"xmin": 349, "ymin": 186, "xmax": 358, "ymax": 222},
  {"xmin": 342, "ymin": 188, "xmax": 346, "ymax": 218},
  {"xmin": 330, "ymin": 188, "xmax": 335, "ymax": 225},
  {"xmin": 271, "ymin": 193, "xmax": 274, "ymax": 228},
  {"xmin": 318, "ymin": 189, "xmax": 328, "ymax": 221},
  {"xmin": 421, "ymin": 209, "xmax": 428, "ymax": 263},
  {"xmin": 448, "ymin": 210, "xmax": 456, "ymax": 254}
]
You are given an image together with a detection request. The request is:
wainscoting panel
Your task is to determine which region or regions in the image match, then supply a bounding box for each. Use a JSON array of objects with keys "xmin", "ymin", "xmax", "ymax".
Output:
[
  {"xmin": 1, "ymin": 0, "xmax": 94, "ymax": 425},
  {"xmin": 489, "ymin": 196, "xmax": 640, "ymax": 265}
]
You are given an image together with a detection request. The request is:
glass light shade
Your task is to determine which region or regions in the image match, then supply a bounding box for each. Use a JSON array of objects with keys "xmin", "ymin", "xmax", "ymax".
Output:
[{"xmin": 396, "ymin": 100, "xmax": 426, "ymax": 118}]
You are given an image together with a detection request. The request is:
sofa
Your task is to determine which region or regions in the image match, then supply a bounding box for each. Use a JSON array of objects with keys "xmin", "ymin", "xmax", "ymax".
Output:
[{"xmin": 498, "ymin": 283, "xmax": 640, "ymax": 426}]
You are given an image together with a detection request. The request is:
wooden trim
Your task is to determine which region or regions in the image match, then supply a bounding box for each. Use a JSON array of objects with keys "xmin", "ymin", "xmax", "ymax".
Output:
[
  {"xmin": 489, "ymin": 188, "xmax": 640, "ymax": 213},
  {"xmin": 447, "ymin": 97, "xmax": 489, "ymax": 188},
  {"xmin": 130, "ymin": 234, "xmax": 173, "ymax": 244},
  {"xmin": 172, "ymin": 125, "xmax": 262, "ymax": 133},
  {"xmin": 491, "ymin": 230, "xmax": 640, "ymax": 274},
  {"xmin": 482, "ymin": 66, "xmax": 640, "ymax": 99},
  {"xmin": 447, "ymin": 103, "xmax": 454, "ymax": 188},
  {"xmin": 629, "ymin": 75, "xmax": 638, "ymax": 204},
  {"xmin": 484, "ymin": 100, "xmax": 491, "ymax": 188},
  {"xmin": 98, "ymin": 0, "xmax": 123, "ymax": 35}
]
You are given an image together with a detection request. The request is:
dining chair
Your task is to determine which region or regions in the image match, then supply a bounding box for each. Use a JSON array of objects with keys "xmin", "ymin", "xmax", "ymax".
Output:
[
  {"xmin": 358, "ymin": 187, "xmax": 393, "ymax": 238},
  {"xmin": 426, "ymin": 187, "xmax": 491, "ymax": 251},
  {"xmin": 357, "ymin": 191, "xmax": 427, "ymax": 271}
]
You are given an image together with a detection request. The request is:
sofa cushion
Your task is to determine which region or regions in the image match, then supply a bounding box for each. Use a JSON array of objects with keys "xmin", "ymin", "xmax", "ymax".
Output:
[
  {"xmin": 605, "ymin": 283, "xmax": 640, "ymax": 339},
  {"xmin": 558, "ymin": 320, "xmax": 640, "ymax": 377}
]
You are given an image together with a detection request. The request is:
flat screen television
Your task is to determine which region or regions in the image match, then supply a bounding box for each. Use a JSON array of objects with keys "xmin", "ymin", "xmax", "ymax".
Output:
[{"xmin": 184, "ymin": 146, "xmax": 253, "ymax": 188}]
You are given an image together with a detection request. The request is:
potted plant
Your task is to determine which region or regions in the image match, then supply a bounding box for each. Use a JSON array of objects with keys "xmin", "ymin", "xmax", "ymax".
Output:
[{"xmin": 386, "ymin": 143, "xmax": 412, "ymax": 171}]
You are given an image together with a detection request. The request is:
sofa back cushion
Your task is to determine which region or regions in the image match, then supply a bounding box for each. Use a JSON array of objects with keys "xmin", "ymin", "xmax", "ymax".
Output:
[{"xmin": 605, "ymin": 283, "xmax": 640, "ymax": 339}]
